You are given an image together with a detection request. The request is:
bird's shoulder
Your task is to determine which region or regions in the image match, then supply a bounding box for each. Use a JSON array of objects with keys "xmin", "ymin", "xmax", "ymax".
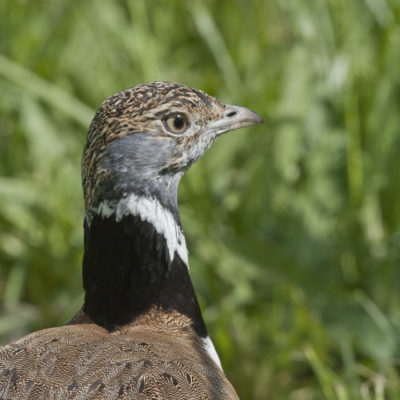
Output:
[{"xmin": 0, "ymin": 322, "xmax": 238, "ymax": 399}]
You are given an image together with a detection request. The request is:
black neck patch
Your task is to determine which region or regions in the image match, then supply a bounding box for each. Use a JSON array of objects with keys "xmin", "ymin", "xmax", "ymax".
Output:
[{"xmin": 82, "ymin": 214, "xmax": 207, "ymax": 337}]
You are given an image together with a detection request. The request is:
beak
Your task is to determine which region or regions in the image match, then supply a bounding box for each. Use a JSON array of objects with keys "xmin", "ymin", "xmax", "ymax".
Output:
[{"xmin": 210, "ymin": 104, "xmax": 265, "ymax": 136}]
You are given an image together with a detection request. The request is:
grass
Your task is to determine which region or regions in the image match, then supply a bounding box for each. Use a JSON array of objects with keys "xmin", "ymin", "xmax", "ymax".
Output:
[{"xmin": 1, "ymin": 0, "xmax": 400, "ymax": 398}]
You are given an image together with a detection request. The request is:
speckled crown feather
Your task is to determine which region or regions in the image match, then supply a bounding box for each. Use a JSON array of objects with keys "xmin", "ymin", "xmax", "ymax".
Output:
[{"xmin": 82, "ymin": 82, "xmax": 226, "ymax": 214}]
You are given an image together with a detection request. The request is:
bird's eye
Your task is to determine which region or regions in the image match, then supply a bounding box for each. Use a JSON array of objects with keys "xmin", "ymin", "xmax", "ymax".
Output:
[{"xmin": 163, "ymin": 114, "xmax": 189, "ymax": 134}]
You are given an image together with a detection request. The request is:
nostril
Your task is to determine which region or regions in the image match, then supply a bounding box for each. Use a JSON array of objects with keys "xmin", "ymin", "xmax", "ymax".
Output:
[{"xmin": 226, "ymin": 111, "xmax": 237, "ymax": 118}]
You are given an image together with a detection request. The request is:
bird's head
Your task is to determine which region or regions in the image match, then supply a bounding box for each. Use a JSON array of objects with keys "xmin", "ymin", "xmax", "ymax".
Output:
[{"xmin": 82, "ymin": 82, "xmax": 263, "ymax": 220}]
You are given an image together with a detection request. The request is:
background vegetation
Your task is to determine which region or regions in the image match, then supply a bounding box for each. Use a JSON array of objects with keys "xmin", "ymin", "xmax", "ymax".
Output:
[{"xmin": 1, "ymin": 1, "xmax": 400, "ymax": 399}]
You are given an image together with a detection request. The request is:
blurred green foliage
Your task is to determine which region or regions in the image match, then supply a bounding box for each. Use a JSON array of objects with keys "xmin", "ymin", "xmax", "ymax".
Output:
[{"xmin": 1, "ymin": 0, "xmax": 400, "ymax": 399}]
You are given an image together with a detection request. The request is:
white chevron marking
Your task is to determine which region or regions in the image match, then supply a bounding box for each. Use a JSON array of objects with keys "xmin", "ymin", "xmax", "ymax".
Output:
[{"xmin": 92, "ymin": 194, "xmax": 188, "ymax": 265}]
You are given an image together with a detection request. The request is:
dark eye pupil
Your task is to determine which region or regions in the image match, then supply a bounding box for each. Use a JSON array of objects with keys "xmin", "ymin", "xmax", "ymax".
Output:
[{"xmin": 174, "ymin": 115, "xmax": 184, "ymax": 129}]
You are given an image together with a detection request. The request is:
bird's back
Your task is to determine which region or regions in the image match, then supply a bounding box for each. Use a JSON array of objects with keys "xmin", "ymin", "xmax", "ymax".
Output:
[{"xmin": 0, "ymin": 321, "xmax": 238, "ymax": 399}]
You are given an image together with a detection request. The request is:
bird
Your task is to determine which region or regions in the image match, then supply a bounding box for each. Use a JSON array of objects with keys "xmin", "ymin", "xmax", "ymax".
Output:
[{"xmin": 0, "ymin": 81, "xmax": 264, "ymax": 399}]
